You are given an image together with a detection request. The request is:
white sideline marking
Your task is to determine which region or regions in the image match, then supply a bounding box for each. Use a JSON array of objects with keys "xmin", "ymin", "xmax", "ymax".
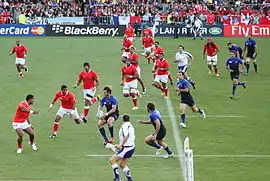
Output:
[
  {"xmin": 165, "ymin": 96, "xmax": 186, "ymax": 180},
  {"xmin": 83, "ymin": 154, "xmax": 270, "ymax": 158},
  {"xmin": 120, "ymin": 115, "xmax": 245, "ymax": 118}
]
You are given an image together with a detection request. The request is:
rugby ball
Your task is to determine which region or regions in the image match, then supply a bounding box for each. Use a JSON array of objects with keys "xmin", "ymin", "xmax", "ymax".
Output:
[{"xmin": 96, "ymin": 110, "xmax": 104, "ymax": 119}]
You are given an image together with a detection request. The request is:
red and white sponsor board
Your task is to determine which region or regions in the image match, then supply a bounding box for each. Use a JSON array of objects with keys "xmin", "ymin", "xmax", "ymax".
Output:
[{"xmin": 224, "ymin": 25, "xmax": 270, "ymax": 37}]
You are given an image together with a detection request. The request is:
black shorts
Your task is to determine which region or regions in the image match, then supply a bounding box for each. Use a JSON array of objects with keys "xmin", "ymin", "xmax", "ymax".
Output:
[
  {"xmin": 230, "ymin": 72, "xmax": 240, "ymax": 80},
  {"xmin": 181, "ymin": 95, "xmax": 195, "ymax": 107},
  {"xmin": 246, "ymin": 52, "xmax": 256, "ymax": 59},
  {"xmin": 105, "ymin": 113, "xmax": 119, "ymax": 122},
  {"xmin": 156, "ymin": 127, "xmax": 167, "ymax": 140}
]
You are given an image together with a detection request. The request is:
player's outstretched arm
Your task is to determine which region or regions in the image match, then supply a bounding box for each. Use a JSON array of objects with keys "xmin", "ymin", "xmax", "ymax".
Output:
[
  {"xmin": 21, "ymin": 107, "xmax": 39, "ymax": 114},
  {"xmin": 137, "ymin": 120, "xmax": 151, "ymax": 124}
]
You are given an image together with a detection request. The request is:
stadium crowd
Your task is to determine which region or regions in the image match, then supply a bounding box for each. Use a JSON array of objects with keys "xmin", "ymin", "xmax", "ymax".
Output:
[{"xmin": 0, "ymin": 0, "xmax": 269, "ymax": 24}]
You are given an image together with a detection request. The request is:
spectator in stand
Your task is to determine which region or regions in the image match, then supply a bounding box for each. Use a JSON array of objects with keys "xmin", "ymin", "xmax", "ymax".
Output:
[
  {"xmin": 19, "ymin": 12, "xmax": 26, "ymax": 24},
  {"xmin": 207, "ymin": 11, "xmax": 215, "ymax": 24}
]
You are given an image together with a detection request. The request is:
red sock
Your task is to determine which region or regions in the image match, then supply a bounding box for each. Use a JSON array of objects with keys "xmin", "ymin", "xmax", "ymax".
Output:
[
  {"xmin": 53, "ymin": 122, "xmax": 59, "ymax": 135},
  {"xmin": 168, "ymin": 74, "xmax": 173, "ymax": 81},
  {"xmin": 132, "ymin": 97, "xmax": 138, "ymax": 107},
  {"xmin": 18, "ymin": 143, "xmax": 22, "ymax": 149},
  {"xmin": 91, "ymin": 97, "xmax": 97, "ymax": 104},
  {"xmin": 164, "ymin": 88, "xmax": 168, "ymax": 96},
  {"xmin": 147, "ymin": 57, "xmax": 151, "ymax": 64},
  {"xmin": 214, "ymin": 68, "xmax": 219, "ymax": 74},
  {"xmin": 153, "ymin": 73, "xmax": 156, "ymax": 78},
  {"xmin": 84, "ymin": 107, "xmax": 90, "ymax": 118},
  {"xmin": 19, "ymin": 72, "xmax": 23, "ymax": 77},
  {"xmin": 156, "ymin": 84, "xmax": 163, "ymax": 90},
  {"xmin": 29, "ymin": 139, "xmax": 34, "ymax": 145}
]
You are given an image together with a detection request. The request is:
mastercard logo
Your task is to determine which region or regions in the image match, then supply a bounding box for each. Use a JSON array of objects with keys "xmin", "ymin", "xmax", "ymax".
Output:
[{"xmin": 31, "ymin": 26, "xmax": 45, "ymax": 35}]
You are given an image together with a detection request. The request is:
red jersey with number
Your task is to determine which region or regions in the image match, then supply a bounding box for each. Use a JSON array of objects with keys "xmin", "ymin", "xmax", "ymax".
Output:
[
  {"xmin": 122, "ymin": 39, "xmax": 133, "ymax": 52},
  {"xmin": 125, "ymin": 27, "xmax": 134, "ymax": 38},
  {"xmin": 12, "ymin": 44, "xmax": 27, "ymax": 58},
  {"xmin": 53, "ymin": 91, "xmax": 76, "ymax": 109},
  {"xmin": 78, "ymin": 70, "xmax": 98, "ymax": 89},
  {"xmin": 122, "ymin": 64, "xmax": 137, "ymax": 83},
  {"xmin": 142, "ymin": 29, "xmax": 153, "ymax": 37},
  {"xmin": 128, "ymin": 52, "xmax": 139, "ymax": 68},
  {"xmin": 153, "ymin": 46, "xmax": 164, "ymax": 60},
  {"xmin": 155, "ymin": 59, "xmax": 169, "ymax": 75},
  {"xmin": 13, "ymin": 101, "xmax": 31, "ymax": 123},
  {"xmin": 142, "ymin": 37, "xmax": 154, "ymax": 48},
  {"xmin": 204, "ymin": 43, "xmax": 219, "ymax": 56}
]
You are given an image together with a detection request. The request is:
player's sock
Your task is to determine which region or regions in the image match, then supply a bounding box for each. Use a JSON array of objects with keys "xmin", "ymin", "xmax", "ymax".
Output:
[
  {"xmin": 148, "ymin": 141, "xmax": 161, "ymax": 149},
  {"xmin": 214, "ymin": 67, "xmax": 219, "ymax": 74},
  {"xmin": 132, "ymin": 97, "xmax": 138, "ymax": 107},
  {"xmin": 112, "ymin": 164, "xmax": 120, "ymax": 180},
  {"xmin": 123, "ymin": 167, "xmax": 132, "ymax": 181},
  {"xmin": 18, "ymin": 143, "xmax": 22, "ymax": 149},
  {"xmin": 19, "ymin": 72, "xmax": 23, "ymax": 77},
  {"xmin": 84, "ymin": 106, "xmax": 90, "ymax": 118},
  {"xmin": 245, "ymin": 63, "xmax": 250, "ymax": 74},
  {"xmin": 253, "ymin": 63, "xmax": 258, "ymax": 73},
  {"xmin": 232, "ymin": 85, "xmax": 237, "ymax": 96},
  {"xmin": 147, "ymin": 56, "xmax": 151, "ymax": 64},
  {"xmin": 197, "ymin": 108, "xmax": 203, "ymax": 114},
  {"xmin": 29, "ymin": 135, "xmax": 34, "ymax": 145},
  {"xmin": 155, "ymin": 84, "xmax": 163, "ymax": 91},
  {"xmin": 164, "ymin": 146, "xmax": 173, "ymax": 155},
  {"xmin": 53, "ymin": 122, "xmax": 59, "ymax": 135},
  {"xmin": 99, "ymin": 127, "xmax": 108, "ymax": 142},
  {"xmin": 181, "ymin": 114, "xmax": 186, "ymax": 123},
  {"xmin": 164, "ymin": 87, "xmax": 168, "ymax": 97},
  {"xmin": 109, "ymin": 126, "xmax": 114, "ymax": 138},
  {"xmin": 91, "ymin": 97, "xmax": 98, "ymax": 104},
  {"xmin": 152, "ymin": 73, "xmax": 156, "ymax": 78},
  {"xmin": 168, "ymin": 74, "xmax": 173, "ymax": 82}
]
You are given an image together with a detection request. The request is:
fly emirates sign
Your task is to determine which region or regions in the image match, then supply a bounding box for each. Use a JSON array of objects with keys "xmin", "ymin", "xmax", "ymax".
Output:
[{"xmin": 224, "ymin": 25, "xmax": 270, "ymax": 37}]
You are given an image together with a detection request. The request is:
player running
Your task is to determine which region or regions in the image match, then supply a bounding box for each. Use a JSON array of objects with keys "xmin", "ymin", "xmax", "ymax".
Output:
[
  {"xmin": 9, "ymin": 40, "xmax": 28, "ymax": 78},
  {"xmin": 141, "ymin": 25, "xmax": 153, "ymax": 38},
  {"xmin": 73, "ymin": 62, "xmax": 100, "ymax": 122},
  {"xmin": 203, "ymin": 37, "xmax": 220, "ymax": 76},
  {"xmin": 121, "ymin": 35, "xmax": 133, "ymax": 62},
  {"xmin": 193, "ymin": 17, "xmax": 203, "ymax": 40},
  {"xmin": 152, "ymin": 53, "xmax": 170, "ymax": 98},
  {"xmin": 125, "ymin": 23, "xmax": 135, "ymax": 42},
  {"xmin": 174, "ymin": 45, "xmax": 196, "ymax": 89},
  {"xmin": 12, "ymin": 94, "xmax": 39, "ymax": 154},
  {"xmin": 225, "ymin": 51, "xmax": 247, "ymax": 99},
  {"xmin": 227, "ymin": 42, "xmax": 244, "ymax": 59},
  {"xmin": 142, "ymin": 33, "xmax": 154, "ymax": 64},
  {"xmin": 109, "ymin": 114, "xmax": 135, "ymax": 181},
  {"xmin": 128, "ymin": 47, "xmax": 146, "ymax": 93},
  {"xmin": 243, "ymin": 34, "xmax": 257, "ymax": 75},
  {"xmin": 176, "ymin": 72, "xmax": 206, "ymax": 128},
  {"xmin": 48, "ymin": 85, "xmax": 83, "ymax": 138},
  {"xmin": 137, "ymin": 102, "xmax": 174, "ymax": 158},
  {"xmin": 121, "ymin": 58, "xmax": 140, "ymax": 110},
  {"xmin": 97, "ymin": 86, "xmax": 119, "ymax": 145}
]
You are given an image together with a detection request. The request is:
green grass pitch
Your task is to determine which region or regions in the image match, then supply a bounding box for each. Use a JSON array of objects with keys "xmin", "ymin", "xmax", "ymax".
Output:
[{"xmin": 0, "ymin": 36, "xmax": 269, "ymax": 181}]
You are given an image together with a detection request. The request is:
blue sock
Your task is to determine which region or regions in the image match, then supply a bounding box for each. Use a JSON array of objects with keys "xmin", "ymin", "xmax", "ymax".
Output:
[
  {"xmin": 238, "ymin": 82, "xmax": 244, "ymax": 86},
  {"xmin": 164, "ymin": 146, "xmax": 173, "ymax": 155},
  {"xmin": 112, "ymin": 164, "xmax": 120, "ymax": 179},
  {"xmin": 148, "ymin": 141, "xmax": 161, "ymax": 149},
  {"xmin": 187, "ymin": 77, "xmax": 195, "ymax": 84},
  {"xmin": 232, "ymin": 85, "xmax": 237, "ymax": 96},
  {"xmin": 109, "ymin": 126, "xmax": 114, "ymax": 138},
  {"xmin": 123, "ymin": 167, "xmax": 132, "ymax": 181},
  {"xmin": 181, "ymin": 114, "xmax": 186, "ymax": 123},
  {"xmin": 197, "ymin": 108, "xmax": 203, "ymax": 114},
  {"xmin": 245, "ymin": 63, "xmax": 250, "ymax": 73},
  {"xmin": 99, "ymin": 127, "xmax": 108, "ymax": 142}
]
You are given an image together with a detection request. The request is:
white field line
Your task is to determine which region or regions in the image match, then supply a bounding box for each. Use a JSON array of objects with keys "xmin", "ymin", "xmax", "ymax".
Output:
[
  {"xmin": 165, "ymin": 96, "xmax": 186, "ymax": 180},
  {"xmin": 120, "ymin": 114, "xmax": 245, "ymax": 118}
]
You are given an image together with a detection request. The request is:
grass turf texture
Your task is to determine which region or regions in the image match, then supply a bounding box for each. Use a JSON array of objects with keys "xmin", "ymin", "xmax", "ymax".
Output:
[{"xmin": 0, "ymin": 37, "xmax": 269, "ymax": 181}]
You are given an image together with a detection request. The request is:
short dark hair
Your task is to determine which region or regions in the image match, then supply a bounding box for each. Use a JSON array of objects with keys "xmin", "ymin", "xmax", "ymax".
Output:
[
  {"xmin": 155, "ymin": 41, "xmax": 159, "ymax": 45},
  {"xmin": 178, "ymin": 72, "xmax": 185, "ymax": 76},
  {"xmin": 147, "ymin": 102, "xmax": 155, "ymax": 111},
  {"xmin": 83, "ymin": 62, "xmax": 90, "ymax": 67},
  {"xmin": 103, "ymin": 86, "xmax": 112, "ymax": 94},
  {"xmin": 179, "ymin": 45, "xmax": 185, "ymax": 50},
  {"xmin": 227, "ymin": 42, "xmax": 232, "ymax": 46},
  {"xmin": 122, "ymin": 114, "xmax": 130, "ymax": 122},
  {"xmin": 130, "ymin": 46, "xmax": 135, "ymax": 50},
  {"xmin": 26, "ymin": 94, "xmax": 34, "ymax": 101},
  {"xmin": 61, "ymin": 85, "xmax": 67, "ymax": 90}
]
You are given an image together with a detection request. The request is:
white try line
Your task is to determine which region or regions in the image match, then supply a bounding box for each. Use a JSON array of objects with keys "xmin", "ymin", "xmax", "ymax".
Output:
[
  {"xmin": 120, "ymin": 114, "xmax": 245, "ymax": 118},
  {"xmin": 83, "ymin": 154, "xmax": 270, "ymax": 158}
]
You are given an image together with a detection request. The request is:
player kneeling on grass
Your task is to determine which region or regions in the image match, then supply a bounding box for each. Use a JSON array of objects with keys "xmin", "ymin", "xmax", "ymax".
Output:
[
  {"xmin": 225, "ymin": 51, "xmax": 247, "ymax": 99},
  {"xmin": 97, "ymin": 86, "xmax": 120, "ymax": 145},
  {"xmin": 176, "ymin": 72, "xmax": 206, "ymax": 128},
  {"xmin": 48, "ymin": 85, "xmax": 83, "ymax": 138},
  {"xmin": 109, "ymin": 114, "xmax": 135, "ymax": 181},
  {"xmin": 137, "ymin": 102, "xmax": 174, "ymax": 158},
  {"xmin": 12, "ymin": 94, "xmax": 39, "ymax": 154}
]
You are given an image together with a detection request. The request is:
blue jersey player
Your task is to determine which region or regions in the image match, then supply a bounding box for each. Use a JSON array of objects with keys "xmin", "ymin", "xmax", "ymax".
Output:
[
  {"xmin": 176, "ymin": 72, "xmax": 206, "ymax": 128},
  {"xmin": 243, "ymin": 34, "xmax": 257, "ymax": 75},
  {"xmin": 137, "ymin": 102, "xmax": 174, "ymax": 158},
  {"xmin": 97, "ymin": 86, "xmax": 119, "ymax": 145},
  {"xmin": 226, "ymin": 51, "xmax": 247, "ymax": 99},
  {"xmin": 227, "ymin": 42, "xmax": 243, "ymax": 59}
]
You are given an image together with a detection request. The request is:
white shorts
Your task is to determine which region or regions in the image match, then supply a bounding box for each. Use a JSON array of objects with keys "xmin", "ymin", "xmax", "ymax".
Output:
[
  {"xmin": 127, "ymin": 37, "xmax": 134, "ymax": 42},
  {"xmin": 122, "ymin": 52, "xmax": 130, "ymax": 58},
  {"xmin": 207, "ymin": 55, "xmax": 218, "ymax": 65},
  {"xmin": 154, "ymin": 74, "xmax": 169, "ymax": 84},
  {"xmin": 136, "ymin": 66, "xmax": 141, "ymax": 77},
  {"xmin": 56, "ymin": 107, "xmax": 80, "ymax": 119},
  {"xmin": 83, "ymin": 88, "xmax": 96, "ymax": 100},
  {"xmin": 12, "ymin": 121, "xmax": 30, "ymax": 130},
  {"xmin": 144, "ymin": 47, "xmax": 152, "ymax": 53},
  {"xmin": 15, "ymin": 58, "xmax": 25, "ymax": 65},
  {"xmin": 123, "ymin": 80, "xmax": 138, "ymax": 94}
]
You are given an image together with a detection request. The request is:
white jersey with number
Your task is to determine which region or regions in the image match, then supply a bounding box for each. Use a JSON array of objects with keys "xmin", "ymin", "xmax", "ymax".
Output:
[
  {"xmin": 119, "ymin": 122, "xmax": 135, "ymax": 147},
  {"xmin": 175, "ymin": 51, "xmax": 193, "ymax": 66}
]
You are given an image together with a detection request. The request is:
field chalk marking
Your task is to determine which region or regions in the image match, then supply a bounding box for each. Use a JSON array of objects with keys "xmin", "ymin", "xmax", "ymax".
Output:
[{"xmin": 120, "ymin": 115, "xmax": 245, "ymax": 118}]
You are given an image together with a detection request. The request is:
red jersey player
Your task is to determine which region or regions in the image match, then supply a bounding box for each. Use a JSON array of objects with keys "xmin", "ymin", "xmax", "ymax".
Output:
[
  {"xmin": 121, "ymin": 35, "xmax": 133, "ymax": 62},
  {"xmin": 9, "ymin": 40, "xmax": 28, "ymax": 78},
  {"xmin": 73, "ymin": 62, "xmax": 100, "ymax": 122},
  {"xmin": 121, "ymin": 59, "xmax": 140, "ymax": 110},
  {"xmin": 12, "ymin": 94, "xmax": 39, "ymax": 154},
  {"xmin": 142, "ymin": 33, "xmax": 154, "ymax": 64},
  {"xmin": 203, "ymin": 37, "xmax": 220, "ymax": 76},
  {"xmin": 125, "ymin": 23, "xmax": 135, "ymax": 42},
  {"xmin": 141, "ymin": 25, "xmax": 153, "ymax": 37},
  {"xmin": 128, "ymin": 47, "xmax": 146, "ymax": 93},
  {"xmin": 152, "ymin": 53, "xmax": 170, "ymax": 98},
  {"xmin": 48, "ymin": 85, "xmax": 83, "ymax": 138}
]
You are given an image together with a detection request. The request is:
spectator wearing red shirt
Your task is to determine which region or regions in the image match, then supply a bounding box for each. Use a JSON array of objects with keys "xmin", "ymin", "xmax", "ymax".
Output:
[{"xmin": 207, "ymin": 12, "xmax": 215, "ymax": 25}]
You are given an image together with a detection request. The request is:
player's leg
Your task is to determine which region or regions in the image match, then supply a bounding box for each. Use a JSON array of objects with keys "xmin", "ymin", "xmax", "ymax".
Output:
[
  {"xmin": 231, "ymin": 77, "xmax": 238, "ymax": 98},
  {"xmin": 161, "ymin": 76, "xmax": 169, "ymax": 98},
  {"xmin": 83, "ymin": 90, "xmax": 100, "ymax": 122},
  {"xmin": 212, "ymin": 56, "xmax": 220, "ymax": 76},
  {"xmin": 153, "ymin": 76, "xmax": 163, "ymax": 93},
  {"xmin": 50, "ymin": 108, "xmax": 64, "ymax": 138},
  {"xmin": 244, "ymin": 57, "xmax": 251, "ymax": 75},
  {"xmin": 130, "ymin": 86, "xmax": 139, "ymax": 110},
  {"xmin": 144, "ymin": 48, "xmax": 151, "ymax": 64},
  {"xmin": 168, "ymin": 72, "xmax": 174, "ymax": 85},
  {"xmin": 191, "ymin": 104, "xmax": 206, "ymax": 118},
  {"xmin": 136, "ymin": 67, "xmax": 146, "ymax": 93},
  {"xmin": 107, "ymin": 116, "xmax": 117, "ymax": 143},
  {"xmin": 157, "ymin": 139, "xmax": 173, "ymax": 158},
  {"xmin": 183, "ymin": 69, "xmax": 196, "ymax": 89},
  {"xmin": 23, "ymin": 126, "xmax": 38, "ymax": 151},
  {"xmin": 123, "ymin": 83, "xmax": 130, "ymax": 98},
  {"xmin": 207, "ymin": 57, "xmax": 213, "ymax": 75},
  {"xmin": 14, "ymin": 128, "xmax": 24, "ymax": 153},
  {"xmin": 120, "ymin": 158, "xmax": 133, "ymax": 181},
  {"xmin": 252, "ymin": 58, "xmax": 258, "ymax": 74},
  {"xmin": 144, "ymin": 135, "xmax": 162, "ymax": 151},
  {"xmin": 109, "ymin": 155, "xmax": 122, "ymax": 181},
  {"xmin": 98, "ymin": 118, "xmax": 109, "ymax": 144},
  {"xmin": 193, "ymin": 28, "xmax": 197, "ymax": 40},
  {"xmin": 71, "ymin": 108, "xmax": 84, "ymax": 124},
  {"xmin": 179, "ymin": 103, "xmax": 187, "ymax": 128}
]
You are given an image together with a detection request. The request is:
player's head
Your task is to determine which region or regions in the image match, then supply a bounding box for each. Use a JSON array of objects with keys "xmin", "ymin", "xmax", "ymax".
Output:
[
  {"xmin": 61, "ymin": 85, "xmax": 68, "ymax": 95},
  {"xmin": 26, "ymin": 94, "xmax": 35, "ymax": 105},
  {"xmin": 177, "ymin": 72, "xmax": 185, "ymax": 80},
  {"xmin": 154, "ymin": 41, "xmax": 159, "ymax": 47},
  {"xmin": 103, "ymin": 86, "xmax": 112, "ymax": 97},
  {"xmin": 128, "ymin": 23, "xmax": 131, "ymax": 28},
  {"xmin": 123, "ymin": 35, "xmax": 127, "ymax": 40},
  {"xmin": 130, "ymin": 46, "xmax": 135, "ymax": 53},
  {"xmin": 16, "ymin": 40, "xmax": 20, "ymax": 46},
  {"xmin": 158, "ymin": 52, "xmax": 164, "ymax": 60},
  {"xmin": 247, "ymin": 34, "xmax": 252, "ymax": 40},
  {"xmin": 145, "ymin": 25, "xmax": 149, "ymax": 29},
  {"xmin": 230, "ymin": 51, "xmax": 237, "ymax": 57},
  {"xmin": 122, "ymin": 114, "xmax": 130, "ymax": 123},
  {"xmin": 227, "ymin": 42, "xmax": 232, "ymax": 48},
  {"xmin": 147, "ymin": 102, "xmax": 155, "ymax": 112},
  {"xmin": 207, "ymin": 37, "xmax": 213, "ymax": 43},
  {"xmin": 178, "ymin": 45, "xmax": 185, "ymax": 52},
  {"xmin": 125, "ymin": 58, "xmax": 131, "ymax": 65},
  {"xmin": 83, "ymin": 62, "xmax": 90, "ymax": 71}
]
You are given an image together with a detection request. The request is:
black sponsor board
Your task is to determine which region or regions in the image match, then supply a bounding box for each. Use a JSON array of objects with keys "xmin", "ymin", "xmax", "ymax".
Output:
[
  {"xmin": 154, "ymin": 24, "xmax": 224, "ymax": 37},
  {"xmin": 46, "ymin": 25, "xmax": 125, "ymax": 36}
]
